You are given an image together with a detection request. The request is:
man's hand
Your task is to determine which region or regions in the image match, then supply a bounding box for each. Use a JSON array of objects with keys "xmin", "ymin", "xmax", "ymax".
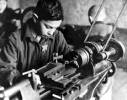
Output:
[{"xmin": 27, "ymin": 69, "xmax": 41, "ymax": 90}]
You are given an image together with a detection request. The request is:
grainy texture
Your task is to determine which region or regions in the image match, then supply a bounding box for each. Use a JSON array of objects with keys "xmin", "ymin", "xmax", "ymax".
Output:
[{"xmin": 7, "ymin": 0, "xmax": 127, "ymax": 100}]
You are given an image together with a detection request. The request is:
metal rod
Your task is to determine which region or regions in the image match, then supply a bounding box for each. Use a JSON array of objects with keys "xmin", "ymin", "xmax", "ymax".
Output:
[
  {"xmin": 84, "ymin": 0, "xmax": 106, "ymax": 42},
  {"xmin": 102, "ymin": 0, "xmax": 127, "ymax": 51}
]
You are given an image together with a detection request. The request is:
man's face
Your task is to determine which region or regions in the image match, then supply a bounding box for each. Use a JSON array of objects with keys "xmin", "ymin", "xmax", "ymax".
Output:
[
  {"xmin": 89, "ymin": 7, "xmax": 106, "ymax": 23},
  {"xmin": 0, "ymin": 0, "xmax": 7, "ymax": 13},
  {"xmin": 96, "ymin": 8, "xmax": 106, "ymax": 22},
  {"xmin": 40, "ymin": 20, "xmax": 62, "ymax": 37}
]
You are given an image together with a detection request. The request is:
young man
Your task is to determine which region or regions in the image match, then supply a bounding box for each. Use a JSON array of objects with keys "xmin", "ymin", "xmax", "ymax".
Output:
[
  {"xmin": 87, "ymin": 4, "xmax": 114, "ymax": 43},
  {"xmin": 87, "ymin": 5, "xmax": 114, "ymax": 100},
  {"xmin": 0, "ymin": 0, "xmax": 72, "ymax": 88}
]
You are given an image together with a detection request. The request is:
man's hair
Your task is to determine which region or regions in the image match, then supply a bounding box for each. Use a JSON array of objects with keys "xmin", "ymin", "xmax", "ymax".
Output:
[
  {"xmin": 88, "ymin": 5, "xmax": 99, "ymax": 18},
  {"xmin": 33, "ymin": 0, "xmax": 64, "ymax": 21}
]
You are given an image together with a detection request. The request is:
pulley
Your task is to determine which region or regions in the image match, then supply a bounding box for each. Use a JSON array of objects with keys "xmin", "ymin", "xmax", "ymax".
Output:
[
  {"xmin": 106, "ymin": 38, "xmax": 125, "ymax": 61},
  {"xmin": 84, "ymin": 42, "xmax": 103, "ymax": 53},
  {"xmin": 76, "ymin": 48, "xmax": 90, "ymax": 67},
  {"xmin": 98, "ymin": 38, "xmax": 125, "ymax": 62},
  {"xmin": 75, "ymin": 41, "xmax": 103, "ymax": 67}
]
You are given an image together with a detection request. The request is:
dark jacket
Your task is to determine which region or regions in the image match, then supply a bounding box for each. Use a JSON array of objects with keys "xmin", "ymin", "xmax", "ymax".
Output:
[{"xmin": 0, "ymin": 19, "xmax": 71, "ymax": 87}]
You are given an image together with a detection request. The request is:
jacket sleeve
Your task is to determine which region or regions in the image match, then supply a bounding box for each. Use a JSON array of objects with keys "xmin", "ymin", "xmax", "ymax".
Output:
[
  {"xmin": 0, "ymin": 32, "xmax": 20, "ymax": 88},
  {"xmin": 56, "ymin": 31, "xmax": 73, "ymax": 55}
]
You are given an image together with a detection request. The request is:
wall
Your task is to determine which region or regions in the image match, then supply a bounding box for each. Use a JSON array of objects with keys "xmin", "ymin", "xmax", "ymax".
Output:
[
  {"xmin": 8, "ymin": 0, "xmax": 127, "ymax": 28},
  {"xmin": 7, "ymin": 0, "xmax": 20, "ymax": 9},
  {"xmin": 60, "ymin": 0, "xmax": 127, "ymax": 28}
]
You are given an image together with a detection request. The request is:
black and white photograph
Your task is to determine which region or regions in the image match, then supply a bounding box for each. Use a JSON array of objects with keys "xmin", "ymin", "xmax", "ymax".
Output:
[{"xmin": 0, "ymin": 0, "xmax": 127, "ymax": 100}]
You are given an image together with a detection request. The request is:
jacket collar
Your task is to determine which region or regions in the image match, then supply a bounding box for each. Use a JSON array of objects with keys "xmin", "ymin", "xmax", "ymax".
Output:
[{"xmin": 94, "ymin": 21, "xmax": 105, "ymax": 25}]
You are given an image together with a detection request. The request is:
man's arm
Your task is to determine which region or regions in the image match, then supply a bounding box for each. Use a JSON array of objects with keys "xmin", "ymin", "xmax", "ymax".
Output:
[
  {"xmin": 0, "ymin": 32, "xmax": 20, "ymax": 88},
  {"xmin": 56, "ymin": 31, "xmax": 73, "ymax": 55}
]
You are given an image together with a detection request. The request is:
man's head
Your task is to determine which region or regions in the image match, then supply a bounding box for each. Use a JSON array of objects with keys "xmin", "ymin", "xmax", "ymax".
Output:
[
  {"xmin": 33, "ymin": 0, "xmax": 63, "ymax": 37},
  {"xmin": 88, "ymin": 5, "xmax": 106, "ymax": 24},
  {"xmin": 0, "ymin": 0, "xmax": 7, "ymax": 13}
]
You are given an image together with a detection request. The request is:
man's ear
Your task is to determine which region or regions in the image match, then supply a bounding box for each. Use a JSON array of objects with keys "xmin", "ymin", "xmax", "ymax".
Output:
[
  {"xmin": 33, "ymin": 13, "xmax": 39, "ymax": 23},
  {"xmin": 89, "ymin": 16, "xmax": 93, "ymax": 24}
]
